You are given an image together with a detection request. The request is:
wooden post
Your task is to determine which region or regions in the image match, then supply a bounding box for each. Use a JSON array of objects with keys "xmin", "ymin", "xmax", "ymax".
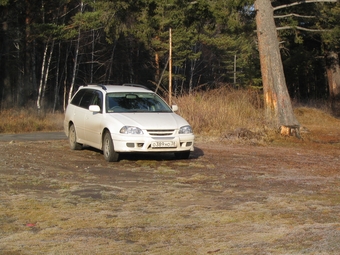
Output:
[
  {"xmin": 169, "ymin": 28, "xmax": 172, "ymax": 105},
  {"xmin": 234, "ymin": 54, "xmax": 237, "ymax": 87}
]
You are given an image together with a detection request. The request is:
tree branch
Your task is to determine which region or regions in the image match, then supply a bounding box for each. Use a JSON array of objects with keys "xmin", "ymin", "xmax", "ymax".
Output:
[
  {"xmin": 277, "ymin": 25, "xmax": 331, "ymax": 32},
  {"xmin": 274, "ymin": 13, "xmax": 315, "ymax": 19},
  {"xmin": 273, "ymin": 0, "xmax": 337, "ymax": 11}
]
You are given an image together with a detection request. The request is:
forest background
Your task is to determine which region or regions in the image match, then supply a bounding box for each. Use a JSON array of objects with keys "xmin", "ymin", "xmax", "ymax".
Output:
[{"xmin": 0, "ymin": 0, "xmax": 339, "ymax": 123}]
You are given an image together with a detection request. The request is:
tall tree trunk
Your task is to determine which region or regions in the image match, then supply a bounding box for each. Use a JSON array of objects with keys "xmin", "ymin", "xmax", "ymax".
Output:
[
  {"xmin": 68, "ymin": 28, "xmax": 81, "ymax": 104},
  {"xmin": 36, "ymin": 42, "xmax": 49, "ymax": 111},
  {"xmin": 90, "ymin": 29, "xmax": 95, "ymax": 84},
  {"xmin": 63, "ymin": 44, "xmax": 70, "ymax": 112},
  {"xmin": 325, "ymin": 51, "xmax": 340, "ymax": 117},
  {"xmin": 53, "ymin": 42, "xmax": 61, "ymax": 113},
  {"xmin": 255, "ymin": 0, "xmax": 299, "ymax": 129},
  {"xmin": 106, "ymin": 41, "xmax": 117, "ymax": 84},
  {"xmin": 68, "ymin": 1, "xmax": 84, "ymax": 105},
  {"xmin": 41, "ymin": 40, "xmax": 54, "ymax": 110}
]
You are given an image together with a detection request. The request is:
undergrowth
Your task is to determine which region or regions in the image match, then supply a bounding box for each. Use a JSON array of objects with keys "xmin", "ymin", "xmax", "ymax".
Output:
[
  {"xmin": 0, "ymin": 87, "xmax": 338, "ymax": 139},
  {"xmin": 0, "ymin": 108, "xmax": 64, "ymax": 133}
]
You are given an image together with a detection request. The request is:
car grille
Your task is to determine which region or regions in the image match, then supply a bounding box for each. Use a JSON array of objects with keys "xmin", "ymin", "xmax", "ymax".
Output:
[{"xmin": 147, "ymin": 129, "xmax": 175, "ymax": 136}]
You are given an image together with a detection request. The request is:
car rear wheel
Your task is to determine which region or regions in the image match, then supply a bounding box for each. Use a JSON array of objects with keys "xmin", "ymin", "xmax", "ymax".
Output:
[
  {"xmin": 174, "ymin": 151, "xmax": 190, "ymax": 159},
  {"xmin": 69, "ymin": 124, "xmax": 82, "ymax": 150},
  {"xmin": 103, "ymin": 131, "xmax": 119, "ymax": 162}
]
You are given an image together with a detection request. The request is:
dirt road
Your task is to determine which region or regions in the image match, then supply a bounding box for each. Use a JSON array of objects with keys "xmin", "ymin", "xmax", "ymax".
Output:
[{"xmin": 1, "ymin": 132, "xmax": 340, "ymax": 254}]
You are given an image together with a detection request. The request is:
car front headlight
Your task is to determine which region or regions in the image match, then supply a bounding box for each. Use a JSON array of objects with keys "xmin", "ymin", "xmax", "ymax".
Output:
[
  {"xmin": 120, "ymin": 126, "xmax": 144, "ymax": 135},
  {"xmin": 179, "ymin": 125, "xmax": 193, "ymax": 134}
]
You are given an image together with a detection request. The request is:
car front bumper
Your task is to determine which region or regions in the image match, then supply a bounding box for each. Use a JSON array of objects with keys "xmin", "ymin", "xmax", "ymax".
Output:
[{"xmin": 111, "ymin": 134, "xmax": 195, "ymax": 153}]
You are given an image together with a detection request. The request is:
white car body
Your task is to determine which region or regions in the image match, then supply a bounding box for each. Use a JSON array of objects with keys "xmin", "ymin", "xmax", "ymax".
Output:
[{"xmin": 64, "ymin": 84, "xmax": 194, "ymax": 161}]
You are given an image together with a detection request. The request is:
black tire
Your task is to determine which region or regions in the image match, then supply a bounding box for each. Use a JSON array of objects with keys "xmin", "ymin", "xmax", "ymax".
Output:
[
  {"xmin": 103, "ymin": 132, "xmax": 119, "ymax": 162},
  {"xmin": 174, "ymin": 151, "xmax": 190, "ymax": 159},
  {"xmin": 69, "ymin": 124, "xmax": 82, "ymax": 150}
]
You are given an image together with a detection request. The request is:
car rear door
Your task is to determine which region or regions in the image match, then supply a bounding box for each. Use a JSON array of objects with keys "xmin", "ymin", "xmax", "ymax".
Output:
[
  {"xmin": 83, "ymin": 90, "xmax": 104, "ymax": 149},
  {"xmin": 75, "ymin": 89, "xmax": 96, "ymax": 142}
]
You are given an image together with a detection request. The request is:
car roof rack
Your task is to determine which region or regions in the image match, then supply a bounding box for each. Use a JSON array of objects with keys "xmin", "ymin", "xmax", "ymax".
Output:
[
  {"xmin": 84, "ymin": 84, "xmax": 107, "ymax": 90},
  {"xmin": 122, "ymin": 83, "xmax": 148, "ymax": 89}
]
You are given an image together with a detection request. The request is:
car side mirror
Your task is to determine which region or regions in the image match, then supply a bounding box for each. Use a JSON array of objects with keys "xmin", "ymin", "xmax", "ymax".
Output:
[
  {"xmin": 171, "ymin": 105, "xmax": 178, "ymax": 112},
  {"xmin": 89, "ymin": 105, "xmax": 101, "ymax": 113}
]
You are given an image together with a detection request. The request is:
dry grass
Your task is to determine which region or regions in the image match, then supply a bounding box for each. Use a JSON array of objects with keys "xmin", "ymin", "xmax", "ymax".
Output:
[
  {"xmin": 0, "ymin": 88, "xmax": 339, "ymax": 141},
  {"xmin": 175, "ymin": 87, "xmax": 265, "ymax": 136},
  {"xmin": 0, "ymin": 109, "xmax": 64, "ymax": 133}
]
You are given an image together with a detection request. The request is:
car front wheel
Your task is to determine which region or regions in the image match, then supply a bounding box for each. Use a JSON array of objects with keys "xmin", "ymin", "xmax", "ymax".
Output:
[
  {"xmin": 103, "ymin": 131, "xmax": 119, "ymax": 162},
  {"xmin": 174, "ymin": 151, "xmax": 190, "ymax": 159},
  {"xmin": 69, "ymin": 124, "xmax": 82, "ymax": 150}
]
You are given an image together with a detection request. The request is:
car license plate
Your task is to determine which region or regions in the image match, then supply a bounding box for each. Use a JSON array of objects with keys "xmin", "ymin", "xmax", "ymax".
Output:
[{"xmin": 152, "ymin": 141, "xmax": 176, "ymax": 148}]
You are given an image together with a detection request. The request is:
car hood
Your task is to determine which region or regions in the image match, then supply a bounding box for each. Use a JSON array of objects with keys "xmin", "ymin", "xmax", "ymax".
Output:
[{"xmin": 108, "ymin": 112, "xmax": 189, "ymax": 130}]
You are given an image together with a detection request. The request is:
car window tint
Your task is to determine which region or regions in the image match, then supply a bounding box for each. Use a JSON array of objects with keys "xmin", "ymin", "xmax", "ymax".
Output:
[
  {"xmin": 106, "ymin": 92, "xmax": 172, "ymax": 113},
  {"xmin": 71, "ymin": 89, "xmax": 86, "ymax": 106},
  {"xmin": 91, "ymin": 90, "xmax": 103, "ymax": 111},
  {"xmin": 79, "ymin": 90, "xmax": 95, "ymax": 109}
]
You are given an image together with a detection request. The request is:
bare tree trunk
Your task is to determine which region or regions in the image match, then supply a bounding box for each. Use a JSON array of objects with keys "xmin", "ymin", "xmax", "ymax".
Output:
[
  {"xmin": 53, "ymin": 42, "xmax": 61, "ymax": 113},
  {"xmin": 90, "ymin": 29, "xmax": 95, "ymax": 84},
  {"xmin": 63, "ymin": 44, "xmax": 70, "ymax": 112},
  {"xmin": 255, "ymin": 0, "xmax": 299, "ymax": 130},
  {"xmin": 106, "ymin": 41, "xmax": 117, "ymax": 84},
  {"xmin": 188, "ymin": 44, "xmax": 198, "ymax": 94},
  {"xmin": 31, "ymin": 40, "xmax": 37, "ymax": 100},
  {"xmin": 68, "ymin": 1, "xmax": 84, "ymax": 105},
  {"xmin": 36, "ymin": 42, "xmax": 49, "ymax": 111},
  {"xmin": 188, "ymin": 59, "xmax": 195, "ymax": 94},
  {"xmin": 36, "ymin": 39, "xmax": 54, "ymax": 112},
  {"xmin": 41, "ymin": 40, "xmax": 54, "ymax": 109},
  {"xmin": 68, "ymin": 28, "xmax": 81, "ymax": 104},
  {"xmin": 325, "ymin": 51, "xmax": 340, "ymax": 117}
]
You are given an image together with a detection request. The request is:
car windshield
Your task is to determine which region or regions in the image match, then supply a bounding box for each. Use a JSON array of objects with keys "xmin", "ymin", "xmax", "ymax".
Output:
[{"xmin": 106, "ymin": 92, "xmax": 172, "ymax": 113}]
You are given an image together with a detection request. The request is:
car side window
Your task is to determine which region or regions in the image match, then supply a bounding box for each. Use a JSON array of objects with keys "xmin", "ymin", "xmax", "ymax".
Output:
[
  {"xmin": 91, "ymin": 91, "xmax": 103, "ymax": 112},
  {"xmin": 79, "ymin": 90, "xmax": 95, "ymax": 109},
  {"xmin": 71, "ymin": 89, "xmax": 86, "ymax": 106}
]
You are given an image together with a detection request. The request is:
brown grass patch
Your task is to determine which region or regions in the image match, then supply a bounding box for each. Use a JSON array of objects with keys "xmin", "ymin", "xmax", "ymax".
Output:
[
  {"xmin": 0, "ymin": 108, "xmax": 64, "ymax": 133},
  {"xmin": 175, "ymin": 87, "xmax": 265, "ymax": 136}
]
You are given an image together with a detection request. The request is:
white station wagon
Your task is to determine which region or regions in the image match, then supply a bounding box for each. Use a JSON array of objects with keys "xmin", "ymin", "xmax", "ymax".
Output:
[{"xmin": 64, "ymin": 84, "xmax": 195, "ymax": 162}]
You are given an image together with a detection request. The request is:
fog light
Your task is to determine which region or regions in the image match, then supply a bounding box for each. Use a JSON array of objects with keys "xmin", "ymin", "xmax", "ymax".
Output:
[{"xmin": 126, "ymin": 143, "xmax": 134, "ymax": 148}]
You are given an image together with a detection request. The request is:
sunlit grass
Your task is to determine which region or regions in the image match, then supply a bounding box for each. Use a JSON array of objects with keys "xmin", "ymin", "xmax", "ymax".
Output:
[
  {"xmin": 0, "ymin": 108, "xmax": 64, "ymax": 133},
  {"xmin": 0, "ymin": 87, "xmax": 339, "ymax": 137},
  {"xmin": 175, "ymin": 87, "xmax": 265, "ymax": 136}
]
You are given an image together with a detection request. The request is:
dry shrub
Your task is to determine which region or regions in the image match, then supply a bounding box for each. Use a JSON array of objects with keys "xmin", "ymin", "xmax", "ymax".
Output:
[
  {"xmin": 0, "ymin": 108, "xmax": 64, "ymax": 133},
  {"xmin": 175, "ymin": 87, "xmax": 265, "ymax": 136}
]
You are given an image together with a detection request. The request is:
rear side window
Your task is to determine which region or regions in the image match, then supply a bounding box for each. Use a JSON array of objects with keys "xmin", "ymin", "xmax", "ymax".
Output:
[
  {"xmin": 71, "ymin": 89, "xmax": 103, "ymax": 110},
  {"xmin": 71, "ymin": 89, "xmax": 86, "ymax": 106},
  {"xmin": 79, "ymin": 90, "xmax": 95, "ymax": 108}
]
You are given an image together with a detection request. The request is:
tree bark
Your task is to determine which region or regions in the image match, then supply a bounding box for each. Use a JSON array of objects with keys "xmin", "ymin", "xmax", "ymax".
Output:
[
  {"xmin": 255, "ymin": 0, "xmax": 299, "ymax": 128},
  {"xmin": 325, "ymin": 51, "xmax": 340, "ymax": 117},
  {"xmin": 36, "ymin": 41, "xmax": 52, "ymax": 112},
  {"xmin": 68, "ymin": 28, "xmax": 81, "ymax": 105}
]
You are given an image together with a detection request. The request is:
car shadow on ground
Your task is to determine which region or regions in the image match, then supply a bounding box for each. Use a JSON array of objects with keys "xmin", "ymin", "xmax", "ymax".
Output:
[{"xmin": 82, "ymin": 145, "xmax": 204, "ymax": 161}]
